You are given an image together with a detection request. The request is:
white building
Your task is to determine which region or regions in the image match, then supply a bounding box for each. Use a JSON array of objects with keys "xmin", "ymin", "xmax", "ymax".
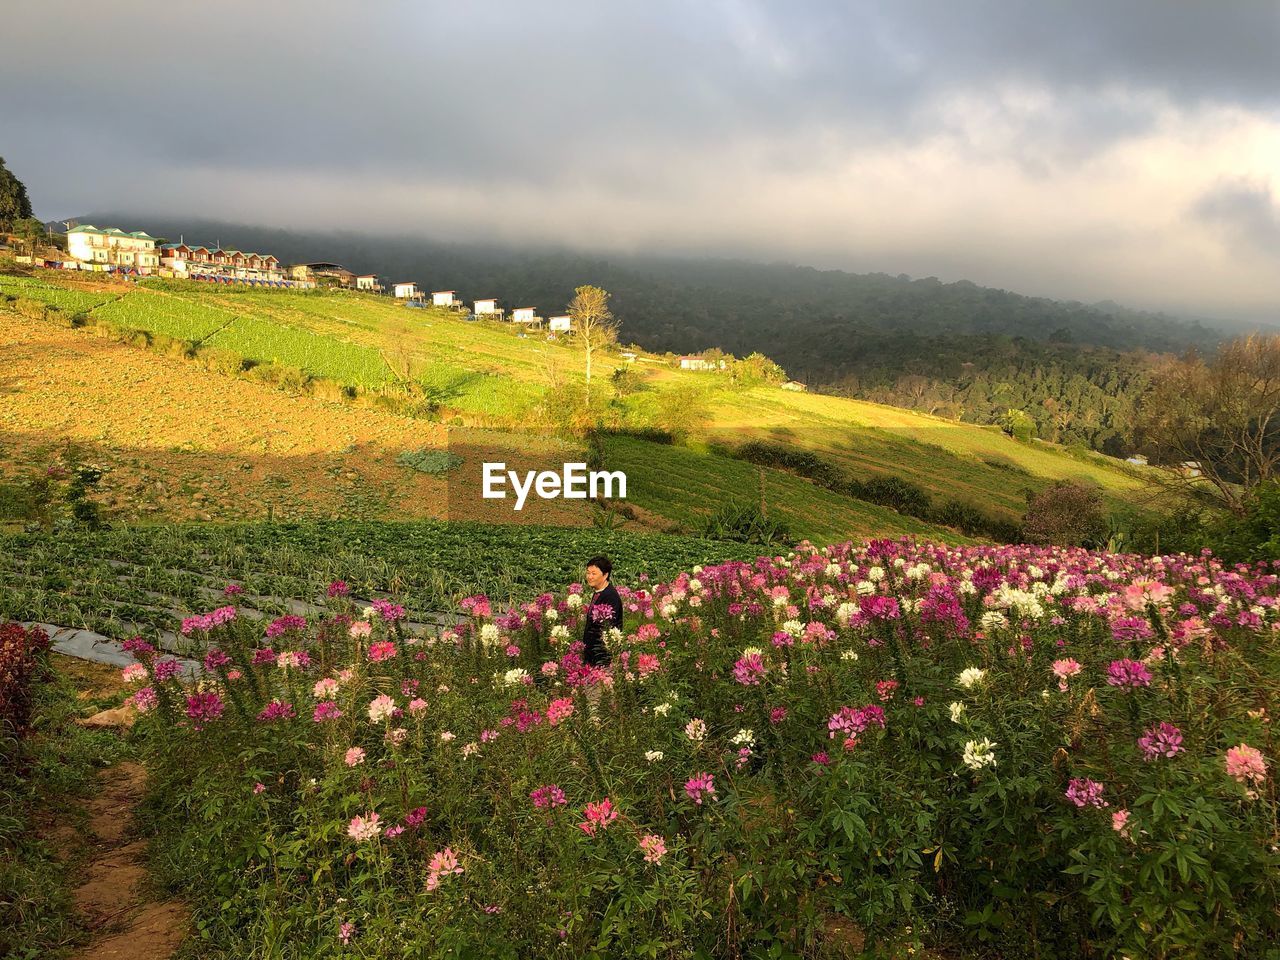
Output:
[
  {"xmin": 66, "ymin": 225, "xmax": 161, "ymax": 274},
  {"xmin": 549, "ymin": 314, "xmax": 571, "ymax": 332},
  {"xmin": 781, "ymin": 380, "xmax": 807, "ymax": 392},
  {"xmin": 432, "ymin": 290, "xmax": 460, "ymax": 307},
  {"xmin": 356, "ymin": 275, "xmax": 385, "ymax": 293},
  {"xmin": 511, "ymin": 306, "xmax": 539, "ymax": 324},
  {"xmin": 679, "ymin": 355, "xmax": 720, "ymax": 371},
  {"xmin": 394, "ymin": 282, "xmax": 421, "ymax": 299},
  {"xmin": 474, "ymin": 298, "xmax": 503, "ymax": 318}
]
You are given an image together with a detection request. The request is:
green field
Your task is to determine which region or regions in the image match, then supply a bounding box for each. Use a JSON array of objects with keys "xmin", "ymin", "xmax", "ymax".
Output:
[
  {"xmin": 9, "ymin": 269, "xmax": 1163, "ymax": 537},
  {"xmin": 0, "ymin": 274, "xmax": 119, "ymax": 314}
]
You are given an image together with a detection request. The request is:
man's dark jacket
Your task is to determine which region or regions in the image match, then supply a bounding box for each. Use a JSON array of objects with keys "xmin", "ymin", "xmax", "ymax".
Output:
[{"xmin": 582, "ymin": 581, "xmax": 623, "ymax": 667}]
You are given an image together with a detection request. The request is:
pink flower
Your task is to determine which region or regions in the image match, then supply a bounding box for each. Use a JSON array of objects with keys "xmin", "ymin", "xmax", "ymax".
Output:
[
  {"xmin": 349, "ymin": 620, "xmax": 373, "ymax": 639},
  {"xmin": 184, "ymin": 691, "xmax": 225, "ymax": 729},
  {"xmin": 426, "ymin": 847, "xmax": 463, "ymax": 890},
  {"xmin": 546, "ymin": 697, "xmax": 575, "ymax": 726},
  {"xmin": 732, "ymin": 653, "xmax": 766, "ymax": 686},
  {"xmin": 540, "ymin": 660, "xmax": 559, "ymax": 677},
  {"xmin": 224, "ymin": 583, "xmax": 244, "ymax": 597},
  {"xmin": 313, "ymin": 677, "xmax": 340, "ymax": 699},
  {"xmin": 875, "ymin": 679, "xmax": 899, "ymax": 702},
  {"xmin": 639, "ymin": 834, "xmax": 667, "ymax": 864},
  {"xmin": 202, "ymin": 648, "xmax": 231, "ymax": 672},
  {"xmin": 253, "ymin": 782, "xmax": 266, "ymax": 795},
  {"xmin": 368, "ymin": 640, "xmax": 397, "ymax": 662},
  {"xmin": 129, "ymin": 687, "xmax": 158, "ymax": 712},
  {"xmin": 769, "ymin": 706, "xmax": 788, "ymax": 724},
  {"xmin": 347, "ymin": 812, "xmax": 381, "ymax": 842},
  {"xmin": 345, "ymin": 746, "xmax": 366, "ymax": 767},
  {"xmin": 276, "ymin": 650, "xmax": 311, "ymax": 671},
  {"xmin": 1224, "ymin": 743, "xmax": 1268, "ymax": 785},
  {"xmin": 1137, "ymin": 722, "xmax": 1184, "ymax": 761},
  {"xmin": 407, "ymin": 698, "xmax": 428, "ymax": 715},
  {"xmin": 577, "ymin": 798, "xmax": 619, "ymax": 836},
  {"xmin": 370, "ymin": 598, "xmax": 406, "ymax": 622},
  {"xmin": 1111, "ymin": 809, "xmax": 1133, "ymax": 838},
  {"xmin": 121, "ymin": 663, "xmax": 148, "ymax": 683},
  {"xmin": 266, "ymin": 615, "xmax": 307, "ymax": 640},
  {"xmin": 338, "ymin": 921, "xmax": 355, "ymax": 945},
  {"xmin": 327, "ymin": 580, "xmax": 350, "ymax": 598},
  {"xmin": 1051, "ymin": 658, "xmax": 1082, "ymax": 691},
  {"xmin": 1065, "ymin": 777, "xmax": 1108, "ymax": 808},
  {"xmin": 684, "ymin": 772, "xmax": 716, "ymax": 805}
]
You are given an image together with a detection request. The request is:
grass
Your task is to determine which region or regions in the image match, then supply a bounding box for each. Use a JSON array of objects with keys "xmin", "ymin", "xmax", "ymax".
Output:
[
  {"xmin": 90, "ymin": 288, "xmax": 237, "ymax": 342},
  {"xmin": 205, "ymin": 315, "xmax": 393, "ymax": 387},
  {"xmin": 0, "ymin": 274, "xmax": 119, "ymax": 315}
]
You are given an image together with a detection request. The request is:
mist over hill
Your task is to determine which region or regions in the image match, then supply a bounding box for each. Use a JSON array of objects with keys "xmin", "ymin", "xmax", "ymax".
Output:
[{"xmin": 75, "ymin": 213, "xmax": 1237, "ymax": 454}]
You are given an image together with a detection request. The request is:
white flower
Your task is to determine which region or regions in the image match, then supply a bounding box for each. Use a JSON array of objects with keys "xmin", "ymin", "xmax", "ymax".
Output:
[
  {"xmin": 781, "ymin": 619, "xmax": 805, "ymax": 639},
  {"xmin": 544, "ymin": 608, "xmax": 558, "ymax": 622},
  {"xmin": 825, "ymin": 563, "xmax": 843, "ymax": 578},
  {"xmin": 868, "ymin": 566, "xmax": 885, "ymax": 582},
  {"xmin": 692, "ymin": 565, "xmax": 703, "ymax": 575},
  {"xmin": 741, "ymin": 646, "xmax": 763, "ymax": 658},
  {"xmin": 684, "ymin": 718, "xmax": 707, "ymax": 742},
  {"xmin": 771, "ymin": 594, "xmax": 789, "ymax": 608},
  {"xmin": 644, "ymin": 750, "xmax": 664, "ymax": 762},
  {"xmin": 949, "ymin": 702, "xmax": 966, "ymax": 723},
  {"xmin": 731, "ymin": 728, "xmax": 756, "ymax": 747},
  {"xmin": 566, "ymin": 593, "xmax": 583, "ymax": 609},
  {"xmin": 653, "ymin": 702, "xmax": 672, "ymax": 716},
  {"xmin": 439, "ymin": 731, "xmax": 455, "ymax": 742},
  {"xmin": 840, "ymin": 649, "xmax": 859, "ymax": 662},
  {"xmin": 479, "ymin": 623, "xmax": 501, "ymax": 648},
  {"xmin": 688, "ymin": 578, "xmax": 703, "ymax": 593},
  {"xmin": 500, "ymin": 668, "xmax": 530, "ymax": 687},
  {"xmin": 856, "ymin": 580, "xmax": 876, "ymax": 596},
  {"xmin": 956, "ymin": 667, "xmax": 986, "ymax": 689},
  {"xmin": 979, "ymin": 611, "xmax": 1009, "ymax": 632},
  {"xmin": 461, "ymin": 742, "xmax": 480, "ymax": 758},
  {"xmin": 962, "ymin": 738, "xmax": 998, "ymax": 770},
  {"xmin": 958, "ymin": 580, "xmax": 977, "ymax": 595},
  {"xmin": 835, "ymin": 601, "xmax": 859, "ymax": 626},
  {"xmin": 605, "ymin": 626, "xmax": 624, "ymax": 647},
  {"xmin": 660, "ymin": 603, "xmax": 678, "ymax": 619}
]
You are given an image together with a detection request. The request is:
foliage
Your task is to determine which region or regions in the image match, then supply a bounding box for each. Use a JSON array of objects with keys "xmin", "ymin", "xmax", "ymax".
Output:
[
  {"xmin": 0, "ymin": 156, "xmax": 33, "ymax": 231},
  {"xmin": 696, "ymin": 499, "xmax": 793, "ymax": 545},
  {"xmin": 1203, "ymin": 481, "xmax": 1280, "ymax": 563},
  {"xmin": 1137, "ymin": 334, "xmax": 1280, "ymax": 515},
  {"xmin": 0, "ymin": 623, "xmax": 50, "ymax": 737},
  {"xmin": 1022, "ymin": 480, "xmax": 1108, "ymax": 547},
  {"xmin": 114, "ymin": 539, "xmax": 1280, "ymax": 958}
]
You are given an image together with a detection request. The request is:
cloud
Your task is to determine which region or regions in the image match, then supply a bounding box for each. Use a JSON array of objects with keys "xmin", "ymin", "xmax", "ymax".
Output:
[
  {"xmin": 2, "ymin": 1, "xmax": 1279, "ymax": 321},
  {"xmin": 1192, "ymin": 179, "xmax": 1280, "ymax": 256}
]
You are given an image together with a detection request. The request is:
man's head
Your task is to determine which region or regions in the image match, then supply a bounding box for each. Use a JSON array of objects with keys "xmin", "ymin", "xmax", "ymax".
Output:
[{"xmin": 585, "ymin": 555, "xmax": 612, "ymax": 590}]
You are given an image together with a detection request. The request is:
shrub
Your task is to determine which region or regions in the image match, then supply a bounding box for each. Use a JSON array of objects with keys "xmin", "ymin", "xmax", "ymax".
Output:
[
  {"xmin": 0, "ymin": 623, "xmax": 50, "ymax": 737},
  {"xmin": 1022, "ymin": 481, "xmax": 1108, "ymax": 547},
  {"xmin": 697, "ymin": 500, "xmax": 793, "ymax": 545}
]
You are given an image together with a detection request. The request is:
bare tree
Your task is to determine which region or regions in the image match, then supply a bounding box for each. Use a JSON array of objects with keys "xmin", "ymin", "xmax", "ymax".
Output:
[
  {"xmin": 568, "ymin": 285, "xmax": 619, "ymax": 405},
  {"xmin": 1137, "ymin": 334, "xmax": 1280, "ymax": 515}
]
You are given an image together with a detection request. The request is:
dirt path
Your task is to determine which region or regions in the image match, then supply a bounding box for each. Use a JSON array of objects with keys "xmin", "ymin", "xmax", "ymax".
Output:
[{"xmin": 69, "ymin": 761, "xmax": 189, "ymax": 960}]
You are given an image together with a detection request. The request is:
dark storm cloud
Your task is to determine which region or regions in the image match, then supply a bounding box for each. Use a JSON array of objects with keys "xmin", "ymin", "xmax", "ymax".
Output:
[{"xmin": 2, "ymin": 1, "xmax": 1279, "ymax": 318}]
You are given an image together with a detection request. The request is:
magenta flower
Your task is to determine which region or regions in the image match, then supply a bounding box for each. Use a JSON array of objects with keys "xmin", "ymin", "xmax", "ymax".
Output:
[
  {"xmin": 1065, "ymin": 777, "xmax": 1108, "ymax": 808},
  {"xmin": 313, "ymin": 701, "xmax": 343, "ymax": 723},
  {"xmin": 367, "ymin": 640, "xmax": 397, "ymax": 662},
  {"xmin": 203, "ymin": 648, "xmax": 231, "ymax": 672},
  {"xmin": 256, "ymin": 699, "xmax": 296, "ymax": 723},
  {"xmin": 1106, "ymin": 659, "xmax": 1152, "ymax": 688},
  {"xmin": 577, "ymin": 798, "xmax": 619, "ymax": 835},
  {"xmin": 732, "ymin": 653, "xmax": 766, "ymax": 686},
  {"xmin": 1137, "ymin": 722, "xmax": 1184, "ymax": 761},
  {"xmin": 684, "ymin": 772, "xmax": 716, "ymax": 805},
  {"xmin": 327, "ymin": 580, "xmax": 350, "ymax": 598},
  {"xmin": 152, "ymin": 658, "xmax": 182, "ymax": 682},
  {"xmin": 266, "ymin": 615, "xmax": 307, "ymax": 640},
  {"xmin": 545, "ymin": 697, "xmax": 575, "ymax": 726},
  {"xmin": 530, "ymin": 784, "xmax": 567, "ymax": 809},
  {"xmin": 184, "ymin": 691, "xmax": 225, "ymax": 729}
]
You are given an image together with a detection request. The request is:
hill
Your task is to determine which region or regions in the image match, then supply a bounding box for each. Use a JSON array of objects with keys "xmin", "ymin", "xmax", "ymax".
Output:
[
  {"xmin": 1, "ymin": 266, "xmax": 1161, "ymax": 545},
  {"xmin": 68, "ymin": 213, "xmax": 1237, "ymax": 455}
]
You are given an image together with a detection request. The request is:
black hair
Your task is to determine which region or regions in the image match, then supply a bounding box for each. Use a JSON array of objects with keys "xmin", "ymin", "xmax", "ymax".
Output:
[{"xmin": 585, "ymin": 555, "xmax": 613, "ymax": 579}]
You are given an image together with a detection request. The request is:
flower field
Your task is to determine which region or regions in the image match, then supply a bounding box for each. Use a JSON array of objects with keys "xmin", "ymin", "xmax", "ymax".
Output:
[{"xmin": 117, "ymin": 538, "xmax": 1278, "ymax": 958}]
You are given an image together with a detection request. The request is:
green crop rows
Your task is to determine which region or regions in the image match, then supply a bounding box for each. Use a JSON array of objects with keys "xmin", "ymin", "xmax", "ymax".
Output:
[
  {"xmin": 206, "ymin": 315, "xmax": 393, "ymax": 386},
  {"xmin": 0, "ymin": 275, "xmax": 118, "ymax": 314},
  {"xmin": 91, "ymin": 291, "xmax": 237, "ymax": 342},
  {"xmin": 0, "ymin": 521, "xmax": 762, "ymax": 640}
]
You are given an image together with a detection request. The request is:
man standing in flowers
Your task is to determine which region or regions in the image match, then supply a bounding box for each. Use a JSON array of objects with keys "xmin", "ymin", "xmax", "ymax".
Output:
[
  {"xmin": 582, "ymin": 555, "xmax": 623, "ymax": 717},
  {"xmin": 582, "ymin": 554, "xmax": 623, "ymax": 668}
]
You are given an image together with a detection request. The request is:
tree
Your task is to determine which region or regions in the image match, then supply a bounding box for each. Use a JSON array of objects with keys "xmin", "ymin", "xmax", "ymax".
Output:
[
  {"xmin": 1136, "ymin": 334, "xmax": 1280, "ymax": 516},
  {"xmin": 0, "ymin": 157, "xmax": 33, "ymax": 231},
  {"xmin": 568, "ymin": 285, "xmax": 619, "ymax": 406},
  {"xmin": 1022, "ymin": 481, "xmax": 1107, "ymax": 547}
]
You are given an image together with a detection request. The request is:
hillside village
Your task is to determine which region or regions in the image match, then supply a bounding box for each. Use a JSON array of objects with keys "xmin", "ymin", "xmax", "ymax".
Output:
[{"xmin": 9, "ymin": 220, "xmax": 804, "ymax": 384}]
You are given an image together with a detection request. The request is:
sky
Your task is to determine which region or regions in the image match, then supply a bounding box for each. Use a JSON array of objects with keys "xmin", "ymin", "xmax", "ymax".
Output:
[{"xmin": 5, "ymin": 1, "xmax": 1280, "ymax": 322}]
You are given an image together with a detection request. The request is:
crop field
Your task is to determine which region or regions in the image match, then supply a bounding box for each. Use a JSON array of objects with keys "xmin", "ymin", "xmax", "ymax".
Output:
[
  {"xmin": 0, "ymin": 521, "xmax": 763, "ymax": 639},
  {"xmin": 0, "ymin": 273, "xmax": 120, "ymax": 314},
  {"xmin": 205, "ymin": 315, "xmax": 393, "ymax": 386},
  {"xmin": 91, "ymin": 287, "xmax": 238, "ymax": 341}
]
